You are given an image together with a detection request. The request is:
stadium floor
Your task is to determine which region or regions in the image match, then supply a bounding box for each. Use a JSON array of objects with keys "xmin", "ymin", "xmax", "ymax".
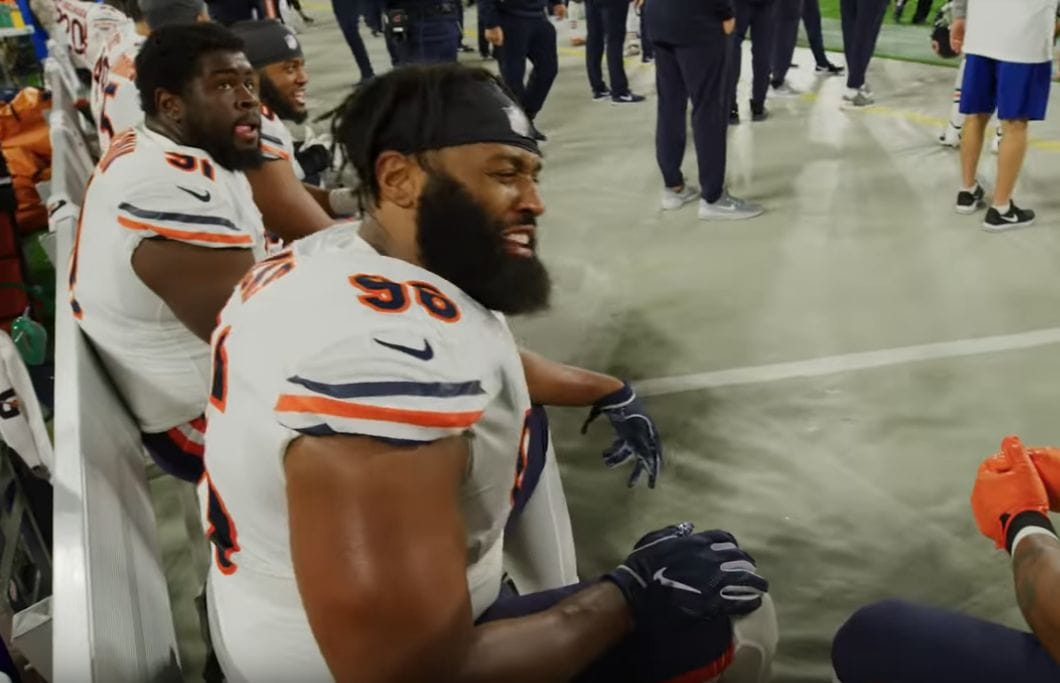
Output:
[{"xmin": 242, "ymin": 4, "xmax": 1060, "ymax": 681}]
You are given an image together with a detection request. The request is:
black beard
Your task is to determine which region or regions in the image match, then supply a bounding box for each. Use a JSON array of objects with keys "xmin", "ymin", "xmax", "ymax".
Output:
[
  {"xmin": 260, "ymin": 75, "xmax": 308, "ymax": 124},
  {"xmin": 184, "ymin": 112, "xmax": 265, "ymax": 172},
  {"xmin": 417, "ymin": 173, "xmax": 551, "ymax": 315}
]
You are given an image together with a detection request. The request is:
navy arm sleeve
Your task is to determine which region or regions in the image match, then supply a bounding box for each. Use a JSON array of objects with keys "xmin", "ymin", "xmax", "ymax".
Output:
[
  {"xmin": 712, "ymin": 0, "xmax": 734, "ymax": 21},
  {"xmin": 478, "ymin": 0, "xmax": 501, "ymax": 29}
]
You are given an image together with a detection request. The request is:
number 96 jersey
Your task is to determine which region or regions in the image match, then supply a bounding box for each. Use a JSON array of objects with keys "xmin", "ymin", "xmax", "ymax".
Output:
[{"xmin": 203, "ymin": 224, "xmax": 532, "ymax": 682}]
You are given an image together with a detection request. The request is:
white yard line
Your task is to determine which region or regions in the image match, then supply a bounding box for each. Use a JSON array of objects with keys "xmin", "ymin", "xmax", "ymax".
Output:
[{"xmin": 637, "ymin": 327, "xmax": 1060, "ymax": 397}]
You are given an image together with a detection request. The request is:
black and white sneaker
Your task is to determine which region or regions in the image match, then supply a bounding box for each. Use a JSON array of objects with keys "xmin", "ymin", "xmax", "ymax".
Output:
[
  {"xmin": 955, "ymin": 183, "xmax": 985, "ymax": 214},
  {"xmin": 983, "ymin": 202, "xmax": 1036, "ymax": 232},
  {"xmin": 612, "ymin": 92, "xmax": 646, "ymax": 104},
  {"xmin": 592, "ymin": 88, "xmax": 611, "ymax": 101}
]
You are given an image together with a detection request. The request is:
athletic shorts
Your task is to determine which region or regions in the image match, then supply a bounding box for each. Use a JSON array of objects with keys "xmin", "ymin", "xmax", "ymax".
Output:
[
  {"xmin": 477, "ymin": 582, "xmax": 735, "ymax": 683},
  {"xmin": 832, "ymin": 599, "xmax": 1060, "ymax": 683},
  {"xmin": 960, "ymin": 54, "xmax": 1052, "ymax": 121}
]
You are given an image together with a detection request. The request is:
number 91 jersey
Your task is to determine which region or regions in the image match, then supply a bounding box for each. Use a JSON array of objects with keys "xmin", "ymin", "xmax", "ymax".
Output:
[{"xmin": 203, "ymin": 224, "xmax": 531, "ymax": 682}]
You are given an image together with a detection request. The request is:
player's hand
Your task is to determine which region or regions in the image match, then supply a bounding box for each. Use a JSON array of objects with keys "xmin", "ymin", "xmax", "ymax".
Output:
[
  {"xmin": 634, "ymin": 0, "xmax": 645, "ymax": 10},
  {"xmin": 950, "ymin": 18, "xmax": 965, "ymax": 54},
  {"xmin": 582, "ymin": 382, "xmax": 662, "ymax": 488},
  {"xmin": 604, "ymin": 523, "xmax": 768, "ymax": 628},
  {"xmin": 553, "ymin": 3, "xmax": 567, "ymax": 19},
  {"xmin": 971, "ymin": 435, "xmax": 1050, "ymax": 550},
  {"xmin": 485, "ymin": 27, "xmax": 504, "ymax": 46},
  {"xmin": 722, "ymin": 17, "xmax": 736, "ymax": 34},
  {"xmin": 1029, "ymin": 446, "xmax": 1060, "ymax": 511}
]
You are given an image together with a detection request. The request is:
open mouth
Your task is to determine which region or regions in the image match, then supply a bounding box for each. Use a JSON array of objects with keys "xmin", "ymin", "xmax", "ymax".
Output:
[
  {"xmin": 233, "ymin": 119, "xmax": 260, "ymax": 144},
  {"xmin": 502, "ymin": 226, "xmax": 536, "ymax": 258},
  {"xmin": 292, "ymin": 89, "xmax": 307, "ymax": 107}
]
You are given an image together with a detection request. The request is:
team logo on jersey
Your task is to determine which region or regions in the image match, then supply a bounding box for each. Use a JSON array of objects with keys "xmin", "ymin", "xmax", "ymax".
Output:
[{"xmin": 504, "ymin": 105, "xmax": 532, "ymax": 139}]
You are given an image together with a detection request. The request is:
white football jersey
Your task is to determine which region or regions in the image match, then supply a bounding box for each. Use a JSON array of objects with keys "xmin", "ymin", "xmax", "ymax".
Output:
[
  {"xmin": 259, "ymin": 105, "xmax": 304, "ymax": 180},
  {"xmin": 90, "ymin": 21, "xmax": 144, "ymax": 152},
  {"xmin": 203, "ymin": 224, "xmax": 530, "ymax": 682},
  {"xmin": 71, "ymin": 124, "xmax": 267, "ymax": 434},
  {"xmin": 54, "ymin": 0, "xmax": 131, "ymax": 70}
]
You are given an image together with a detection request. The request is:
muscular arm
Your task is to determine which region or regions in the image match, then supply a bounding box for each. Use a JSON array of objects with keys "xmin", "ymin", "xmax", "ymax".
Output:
[
  {"xmin": 519, "ymin": 348, "xmax": 624, "ymax": 407},
  {"xmin": 1013, "ymin": 533, "xmax": 1060, "ymax": 665},
  {"xmin": 132, "ymin": 239, "xmax": 253, "ymax": 342},
  {"xmin": 245, "ymin": 159, "xmax": 335, "ymax": 242},
  {"xmin": 286, "ymin": 434, "xmax": 632, "ymax": 683}
]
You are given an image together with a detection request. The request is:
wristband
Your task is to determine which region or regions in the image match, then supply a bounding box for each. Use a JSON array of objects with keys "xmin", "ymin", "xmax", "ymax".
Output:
[
  {"xmin": 328, "ymin": 188, "xmax": 360, "ymax": 217},
  {"xmin": 1005, "ymin": 511, "xmax": 1056, "ymax": 554}
]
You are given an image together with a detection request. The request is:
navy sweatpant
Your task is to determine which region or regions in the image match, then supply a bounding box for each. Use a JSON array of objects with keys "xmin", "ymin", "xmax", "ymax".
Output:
[
  {"xmin": 585, "ymin": 0, "xmax": 632, "ymax": 96},
  {"xmin": 496, "ymin": 14, "xmax": 558, "ymax": 118},
  {"xmin": 771, "ymin": 0, "xmax": 801, "ymax": 86},
  {"xmin": 802, "ymin": 0, "xmax": 829, "ymax": 67},
  {"xmin": 839, "ymin": 0, "xmax": 888, "ymax": 90},
  {"xmin": 655, "ymin": 37, "xmax": 729, "ymax": 202},
  {"xmin": 331, "ymin": 0, "xmax": 376, "ymax": 80},
  {"xmin": 479, "ymin": 582, "xmax": 735, "ymax": 682},
  {"xmin": 833, "ymin": 599, "xmax": 1060, "ymax": 683},
  {"xmin": 730, "ymin": 1, "xmax": 777, "ymax": 109}
]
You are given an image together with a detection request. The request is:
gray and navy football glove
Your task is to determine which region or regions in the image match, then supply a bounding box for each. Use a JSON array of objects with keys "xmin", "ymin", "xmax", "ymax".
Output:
[
  {"xmin": 604, "ymin": 523, "xmax": 768, "ymax": 628},
  {"xmin": 582, "ymin": 382, "xmax": 662, "ymax": 488}
]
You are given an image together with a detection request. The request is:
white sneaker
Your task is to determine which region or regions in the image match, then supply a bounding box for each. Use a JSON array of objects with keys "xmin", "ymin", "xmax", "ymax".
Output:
[
  {"xmin": 661, "ymin": 184, "xmax": 699, "ymax": 210},
  {"xmin": 698, "ymin": 192, "xmax": 764, "ymax": 221},
  {"xmin": 990, "ymin": 127, "xmax": 1002, "ymax": 154},
  {"xmin": 771, "ymin": 81, "xmax": 800, "ymax": 97},
  {"xmin": 842, "ymin": 88, "xmax": 858, "ymax": 101},
  {"xmin": 939, "ymin": 124, "xmax": 961, "ymax": 148}
]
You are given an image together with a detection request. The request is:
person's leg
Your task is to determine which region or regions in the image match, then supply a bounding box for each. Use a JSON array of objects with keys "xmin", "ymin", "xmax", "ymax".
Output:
[
  {"xmin": 833, "ymin": 599, "xmax": 1060, "ymax": 683},
  {"xmin": 522, "ymin": 17, "xmax": 559, "ymax": 118},
  {"xmin": 958, "ymin": 55, "xmax": 998, "ymax": 189},
  {"xmin": 771, "ymin": 0, "xmax": 801, "ymax": 87},
  {"xmin": 680, "ymin": 38, "xmax": 730, "ymax": 203},
  {"xmin": 728, "ymin": 3, "xmax": 753, "ymax": 111},
  {"xmin": 603, "ymin": 1, "xmax": 631, "ymax": 95},
  {"xmin": 331, "ymin": 0, "xmax": 375, "ymax": 78},
  {"xmin": 748, "ymin": 3, "xmax": 777, "ymax": 108},
  {"xmin": 802, "ymin": 0, "xmax": 828, "ymax": 66},
  {"xmin": 640, "ymin": 9, "xmax": 653, "ymax": 61},
  {"xmin": 584, "ymin": 0, "xmax": 608, "ymax": 94},
  {"xmin": 839, "ymin": 0, "xmax": 857, "ymax": 87},
  {"xmin": 653, "ymin": 42, "xmax": 688, "ymax": 190},
  {"xmin": 992, "ymin": 60, "xmax": 1050, "ymax": 205},
  {"xmin": 941, "ymin": 56, "xmax": 967, "ymax": 145},
  {"xmin": 405, "ymin": 16, "xmax": 461, "ymax": 63},
  {"xmin": 911, "ymin": 0, "xmax": 934, "ymax": 24},
  {"xmin": 849, "ymin": 0, "xmax": 888, "ymax": 90},
  {"xmin": 496, "ymin": 14, "xmax": 531, "ymax": 109}
]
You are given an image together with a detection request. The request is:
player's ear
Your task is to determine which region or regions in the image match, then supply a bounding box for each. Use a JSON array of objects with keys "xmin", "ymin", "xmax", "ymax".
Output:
[
  {"xmin": 156, "ymin": 88, "xmax": 185, "ymax": 127},
  {"xmin": 375, "ymin": 151, "xmax": 422, "ymax": 210}
]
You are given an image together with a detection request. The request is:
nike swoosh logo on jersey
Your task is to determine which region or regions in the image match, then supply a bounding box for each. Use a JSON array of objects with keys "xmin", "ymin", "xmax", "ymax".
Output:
[
  {"xmin": 178, "ymin": 186, "xmax": 211, "ymax": 202},
  {"xmin": 374, "ymin": 338, "xmax": 434, "ymax": 361},
  {"xmin": 652, "ymin": 568, "xmax": 702, "ymax": 594}
]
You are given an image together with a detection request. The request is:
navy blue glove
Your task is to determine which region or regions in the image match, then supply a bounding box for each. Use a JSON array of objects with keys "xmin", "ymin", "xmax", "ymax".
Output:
[
  {"xmin": 582, "ymin": 382, "xmax": 662, "ymax": 488},
  {"xmin": 604, "ymin": 523, "xmax": 768, "ymax": 628}
]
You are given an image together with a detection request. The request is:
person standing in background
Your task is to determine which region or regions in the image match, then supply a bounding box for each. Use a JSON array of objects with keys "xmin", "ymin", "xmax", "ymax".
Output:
[
  {"xmin": 480, "ymin": 0, "xmax": 566, "ymax": 140},
  {"xmin": 802, "ymin": 0, "xmax": 844, "ymax": 73},
  {"xmin": 770, "ymin": 0, "xmax": 802, "ymax": 95},
  {"xmin": 894, "ymin": 0, "xmax": 935, "ymax": 24},
  {"xmin": 949, "ymin": 0, "xmax": 1056, "ymax": 230},
  {"xmin": 729, "ymin": 0, "xmax": 777, "ymax": 123},
  {"xmin": 645, "ymin": 0, "xmax": 765, "ymax": 220},
  {"xmin": 584, "ymin": 0, "xmax": 646, "ymax": 102},
  {"xmin": 331, "ymin": 0, "xmax": 376, "ymax": 81},
  {"xmin": 382, "ymin": 0, "xmax": 463, "ymax": 64},
  {"xmin": 839, "ymin": 0, "xmax": 889, "ymax": 106}
]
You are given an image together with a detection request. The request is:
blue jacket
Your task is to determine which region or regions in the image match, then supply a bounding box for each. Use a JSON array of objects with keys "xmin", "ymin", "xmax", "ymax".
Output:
[
  {"xmin": 643, "ymin": 0, "xmax": 734, "ymax": 45},
  {"xmin": 479, "ymin": 0, "xmax": 562, "ymax": 29}
]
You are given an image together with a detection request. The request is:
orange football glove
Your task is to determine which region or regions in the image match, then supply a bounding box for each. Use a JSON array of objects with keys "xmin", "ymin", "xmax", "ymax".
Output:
[
  {"xmin": 970, "ymin": 435, "xmax": 1050, "ymax": 550},
  {"xmin": 1029, "ymin": 446, "xmax": 1060, "ymax": 511}
]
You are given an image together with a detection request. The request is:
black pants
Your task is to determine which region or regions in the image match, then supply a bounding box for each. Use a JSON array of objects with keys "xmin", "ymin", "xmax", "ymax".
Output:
[
  {"xmin": 895, "ymin": 0, "xmax": 934, "ymax": 23},
  {"xmin": 655, "ymin": 36, "xmax": 729, "ymax": 202},
  {"xmin": 496, "ymin": 14, "xmax": 558, "ymax": 118},
  {"xmin": 839, "ymin": 0, "xmax": 888, "ymax": 90},
  {"xmin": 730, "ymin": 1, "xmax": 777, "ymax": 109},
  {"xmin": 771, "ymin": 0, "xmax": 801, "ymax": 86},
  {"xmin": 332, "ymin": 0, "xmax": 376, "ymax": 79},
  {"xmin": 802, "ymin": 0, "xmax": 828, "ymax": 67},
  {"xmin": 585, "ymin": 0, "xmax": 631, "ymax": 96},
  {"xmin": 639, "ymin": 10, "xmax": 653, "ymax": 60}
]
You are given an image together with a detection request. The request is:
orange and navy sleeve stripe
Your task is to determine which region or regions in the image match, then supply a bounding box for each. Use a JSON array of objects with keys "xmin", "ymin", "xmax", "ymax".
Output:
[
  {"xmin": 260, "ymin": 131, "xmax": 291, "ymax": 161},
  {"xmin": 274, "ymin": 377, "xmax": 489, "ymax": 443},
  {"xmin": 117, "ymin": 202, "xmax": 253, "ymax": 248}
]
